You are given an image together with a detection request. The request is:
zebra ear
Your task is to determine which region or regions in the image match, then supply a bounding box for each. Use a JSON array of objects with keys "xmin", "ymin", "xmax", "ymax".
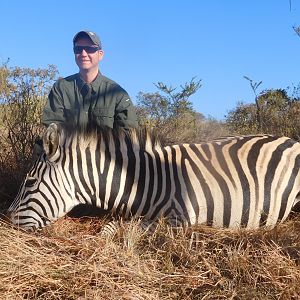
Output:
[{"xmin": 43, "ymin": 123, "xmax": 60, "ymax": 159}]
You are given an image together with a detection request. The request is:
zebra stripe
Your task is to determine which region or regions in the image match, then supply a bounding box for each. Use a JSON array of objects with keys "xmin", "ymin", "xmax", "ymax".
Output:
[{"xmin": 6, "ymin": 123, "xmax": 300, "ymax": 231}]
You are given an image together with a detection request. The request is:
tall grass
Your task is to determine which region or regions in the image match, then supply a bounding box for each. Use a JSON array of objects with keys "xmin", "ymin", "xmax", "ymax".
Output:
[{"xmin": 0, "ymin": 214, "xmax": 299, "ymax": 299}]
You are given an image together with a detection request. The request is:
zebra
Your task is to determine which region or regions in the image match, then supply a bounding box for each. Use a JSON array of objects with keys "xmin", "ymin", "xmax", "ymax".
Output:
[{"xmin": 6, "ymin": 122, "xmax": 300, "ymax": 232}]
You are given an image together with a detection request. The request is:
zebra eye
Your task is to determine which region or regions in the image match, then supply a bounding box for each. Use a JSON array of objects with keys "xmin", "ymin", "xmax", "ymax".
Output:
[{"xmin": 25, "ymin": 177, "xmax": 37, "ymax": 187}]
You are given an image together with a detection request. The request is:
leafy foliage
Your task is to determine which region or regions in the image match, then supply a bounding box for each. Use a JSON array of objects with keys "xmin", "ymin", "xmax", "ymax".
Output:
[
  {"xmin": 226, "ymin": 88, "xmax": 300, "ymax": 140},
  {"xmin": 0, "ymin": 62, "xmax": 57, "ymax": 207},
  {"xmin": 137, "ymin": 77, "xmax": 203, "ymax": 143},
  {"xmin": 136, "ymin": 77, "xmax": 228, "ymax": 143}
]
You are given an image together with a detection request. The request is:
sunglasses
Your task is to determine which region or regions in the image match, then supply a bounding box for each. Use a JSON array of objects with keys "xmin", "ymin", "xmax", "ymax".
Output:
[{"xmin": 73, "ymin": 45, "xmax": 100, "ymax": 54}]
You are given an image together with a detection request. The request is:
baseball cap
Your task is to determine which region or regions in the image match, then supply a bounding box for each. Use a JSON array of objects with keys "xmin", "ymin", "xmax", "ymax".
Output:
[{"xmin": 73, "ymin": 31, "xmax": 102, "ymax": 49}]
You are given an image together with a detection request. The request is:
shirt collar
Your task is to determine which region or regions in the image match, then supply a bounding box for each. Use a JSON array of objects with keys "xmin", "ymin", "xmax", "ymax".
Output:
[{"xmin": 76, "ymin": 72, "xmax": 102, "ymax": 93}]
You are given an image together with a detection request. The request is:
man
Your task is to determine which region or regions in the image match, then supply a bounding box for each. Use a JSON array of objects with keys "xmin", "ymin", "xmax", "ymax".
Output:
[{"xmin": 42, "ymin": 30, "xmax": 138, "ymax": 129}]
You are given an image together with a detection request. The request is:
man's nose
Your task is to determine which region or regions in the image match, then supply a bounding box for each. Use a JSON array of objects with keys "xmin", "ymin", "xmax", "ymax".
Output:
[{"xmin": 81, "ymin": 49, "xmax": 88, "ymax": 56}]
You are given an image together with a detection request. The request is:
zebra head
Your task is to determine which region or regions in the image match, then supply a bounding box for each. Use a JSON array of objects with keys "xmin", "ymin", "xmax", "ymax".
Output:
[{"xmin": 7, "ymin": 123, "xmax": 77, "ymax": 230}]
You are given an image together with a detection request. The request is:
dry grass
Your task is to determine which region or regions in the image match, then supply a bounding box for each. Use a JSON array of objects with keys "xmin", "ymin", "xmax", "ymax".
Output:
[{"xmin": 0, "ymin": 215, "xmax": 300, "ymax": 300}]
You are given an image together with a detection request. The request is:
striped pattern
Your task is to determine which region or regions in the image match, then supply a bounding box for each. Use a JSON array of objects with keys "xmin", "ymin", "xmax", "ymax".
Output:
[{"xmin": 7, "ymin": 124, "xmax": 300, "ymax": 231}]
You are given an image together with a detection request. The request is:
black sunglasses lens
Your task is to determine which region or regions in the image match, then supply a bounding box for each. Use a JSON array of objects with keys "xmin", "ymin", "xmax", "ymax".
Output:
[
  {"xmin": 74, "ymin": 46, "xmax": 81, "ymax": 54},
  {"xmin": 74, "ymin": 46, "xmax": 99, "ymax": 54}
]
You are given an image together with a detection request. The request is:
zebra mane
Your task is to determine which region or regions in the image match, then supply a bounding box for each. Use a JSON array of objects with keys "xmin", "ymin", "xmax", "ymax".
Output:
[{"xmin": 58, "ymin": 124, "xmax": 163, "ymax": 152}]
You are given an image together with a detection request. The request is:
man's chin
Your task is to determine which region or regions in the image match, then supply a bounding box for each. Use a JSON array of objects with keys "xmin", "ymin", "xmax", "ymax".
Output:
[{"xmin": 79, "ymin": 64, "xmax": 91, "ymax": 70}]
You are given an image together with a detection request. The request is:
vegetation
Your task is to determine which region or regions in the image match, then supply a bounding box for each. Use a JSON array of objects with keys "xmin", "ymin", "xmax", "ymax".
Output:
[
  {"xmin": 0, "ymin": 62, "xmax": 57, "ymax": 209},
  {"xmin": 136, "ymin": 77, "xmax": 228, "ymax": 144},
  {"xmin": 226, "ymin": 79, "xmax": 300, "ymax": 140},
  {"xmin": 0, "ymin": 215, "xmax": 299, "ymax": 299},
  {"xmin": 0, "ymin": 63, "xmax": 300, "ymax": 299}
]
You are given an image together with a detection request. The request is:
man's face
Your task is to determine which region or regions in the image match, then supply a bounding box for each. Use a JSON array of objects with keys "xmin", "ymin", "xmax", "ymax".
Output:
[{"xmin": 74, "ymin": 37, "xmax": 104, "ymax": 72}]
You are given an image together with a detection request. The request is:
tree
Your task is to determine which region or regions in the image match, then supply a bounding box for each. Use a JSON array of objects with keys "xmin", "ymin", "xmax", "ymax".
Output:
[
  {"xmin": 225, "ymin": 88, "xmax": 300, "ymax": 140},
  {"xmin": 0, "ymin": 62, "xmax": 58, "ymax": 207},
  {"xmin": 225, "ymin": 102, "xmax": 258, "ymax": 134},
  {"xmin": 136, "ymin": 77, "xmax": 202, "ymax": 143},
  {"xmin": 288, "ymin": 0, "xmax": 300, "ymax": 37}
]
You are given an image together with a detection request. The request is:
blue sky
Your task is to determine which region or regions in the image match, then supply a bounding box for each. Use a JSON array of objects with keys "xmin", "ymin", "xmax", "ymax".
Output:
[{"xmin": 1, "ymin": 1, "xmax": 299, "ymax": 120}]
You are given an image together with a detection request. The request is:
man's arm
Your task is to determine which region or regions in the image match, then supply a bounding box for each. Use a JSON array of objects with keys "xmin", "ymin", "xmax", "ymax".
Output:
[
  {"xmin": 115, "ymin": 92, "xmax": 139, "ymax": 129},
  {"xmin": 42, "ymin": 83, "xmax": 66, "ymax": 127},
  {"xmin": 115, "ymin": 88, "xmax": 139, "ymax": 128}
]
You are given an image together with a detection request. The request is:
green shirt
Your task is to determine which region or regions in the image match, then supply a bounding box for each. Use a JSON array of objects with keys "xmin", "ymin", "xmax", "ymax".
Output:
[{"xmin": 42, "ymin": 73, "xmax": 138, "ymax": 129}]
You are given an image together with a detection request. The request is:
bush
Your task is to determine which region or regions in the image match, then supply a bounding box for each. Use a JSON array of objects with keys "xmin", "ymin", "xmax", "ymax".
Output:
[
  {"xmin": 226, "ymin": 89, "xmax": 300, "ymax": 140},
  {"xmin": 0, "ymin": 63, "xmax": 57, "ymax": 209}
]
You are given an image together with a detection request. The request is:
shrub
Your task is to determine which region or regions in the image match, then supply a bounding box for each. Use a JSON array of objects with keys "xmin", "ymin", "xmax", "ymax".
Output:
[{"xmin": 0, "ymin": 62, "xmax": 57, "ymax": 209}]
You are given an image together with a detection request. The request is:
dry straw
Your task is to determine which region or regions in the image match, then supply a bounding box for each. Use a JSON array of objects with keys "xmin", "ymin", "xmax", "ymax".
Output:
[{"xmin": 0, "ymin": 214, "xmax": 299, "ymax": 300}]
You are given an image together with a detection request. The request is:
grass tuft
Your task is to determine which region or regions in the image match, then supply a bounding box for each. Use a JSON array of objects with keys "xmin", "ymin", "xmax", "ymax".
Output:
[{"xmin": 0, "ymin": 215, "xmax": 299, "ymax": 299}]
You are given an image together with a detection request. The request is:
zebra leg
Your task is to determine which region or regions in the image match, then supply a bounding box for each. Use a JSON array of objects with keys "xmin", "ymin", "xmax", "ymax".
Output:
[
  {"xmin": 99, "ymin": 218, "xmax": 157, "ymax": 238},
  {"xmin": 98, "ymin": 220, "xmax": 121, "ymax": 238},
  {"xmin": 140, "ymin": 219, "xmax": 157, "ymax": 233},
  {"xmin": 140, "ymin": 216, "xmax": 185, "ymax": 234}
]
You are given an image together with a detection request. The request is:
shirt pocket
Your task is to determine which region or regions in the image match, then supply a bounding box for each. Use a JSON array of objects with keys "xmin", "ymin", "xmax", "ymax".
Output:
[{"xmin": 92, "ymin": 108, "xmax": 114, "ymax": 128}]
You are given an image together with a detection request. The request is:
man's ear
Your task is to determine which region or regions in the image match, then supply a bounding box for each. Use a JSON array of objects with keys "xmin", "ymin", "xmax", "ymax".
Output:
[
  {"xmin": 98, "ymin": 50, "xmax": 104, "ymax": 62},
  {"xmin": 43, "ymin": 123, "xmax": 60, "ymax": 159}
]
